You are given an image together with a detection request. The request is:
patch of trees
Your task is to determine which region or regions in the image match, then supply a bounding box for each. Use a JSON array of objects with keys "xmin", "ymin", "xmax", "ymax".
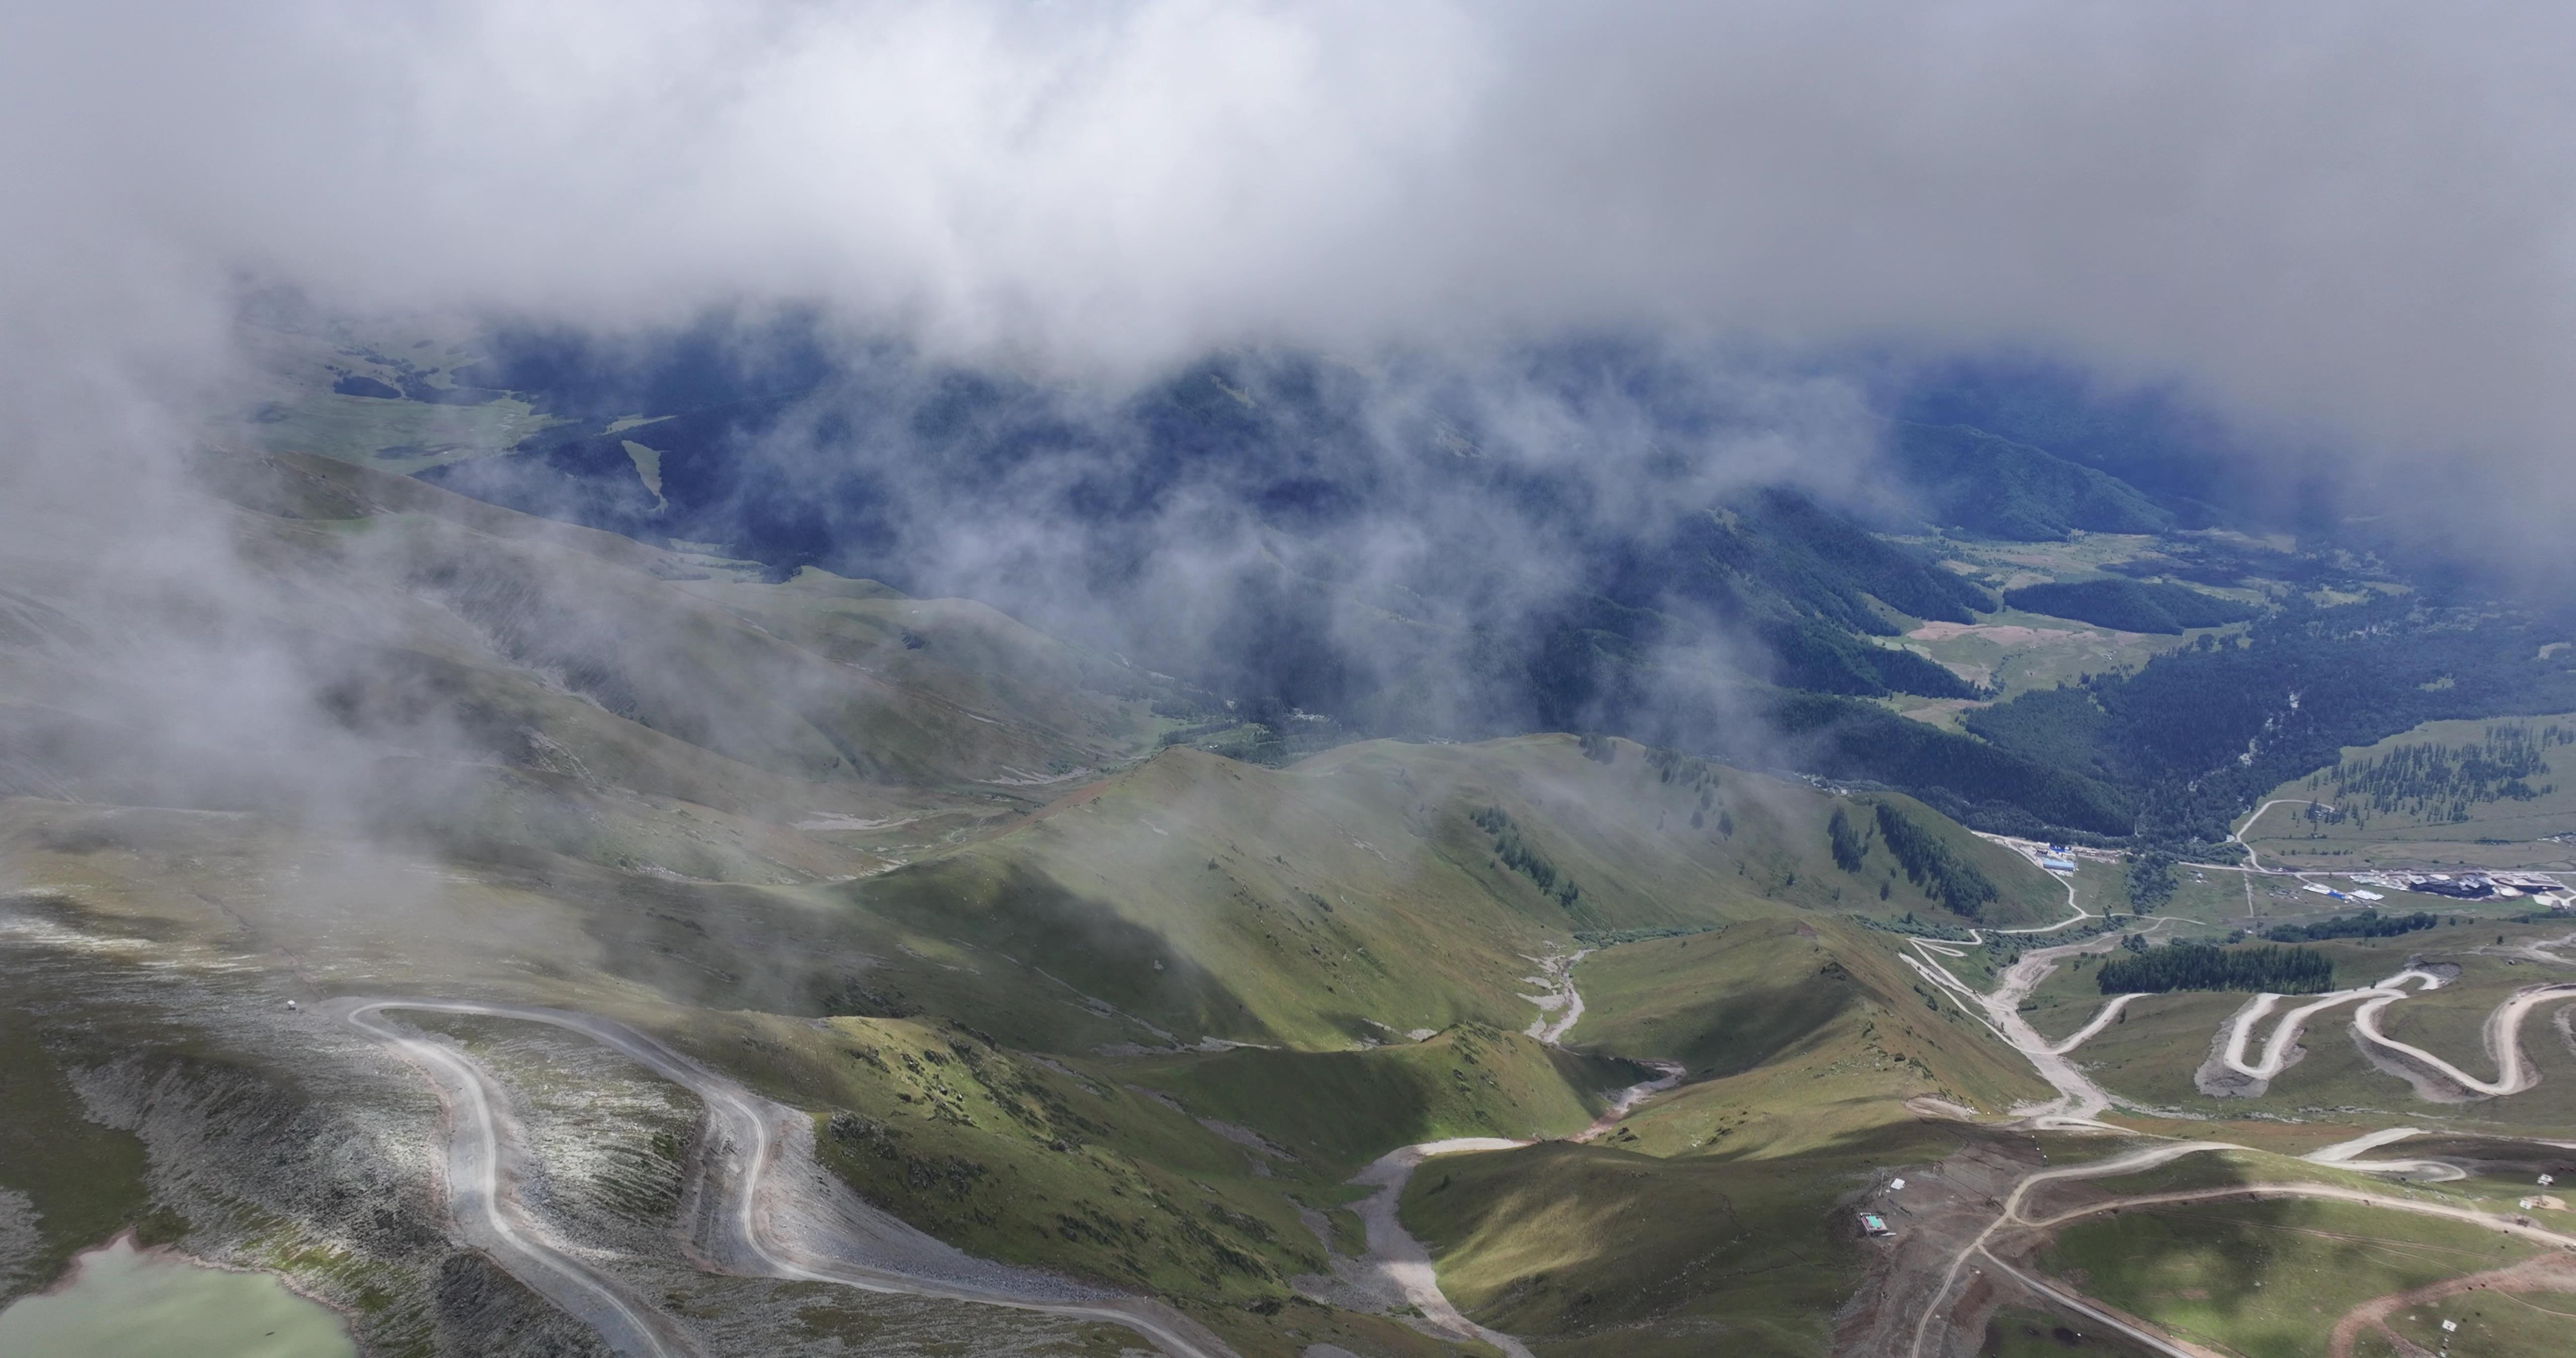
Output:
[
  {"xmin": 1770, "ymin": 694, "xmax": 2135, "ymax": 835},
  {"xmin": 1753, "ymin": 615, "xmax": 1980, "ymax": 700},
  {"xmin": 1960, "ymin": 686, "xmax": 2118, "ymax": 784},
  {"xmin": 1873, "ymin": 803, "xmax": 1997, "ymax": 918},
  {"xmin": 1827, "ymin": 805, "xmax": 1869, "ymax": 872},
  {"xmin": 2125, "ymin": 849, "xmax": 2179, "ymax": 913},
  {"xmin": 1644, "ymin": 743, "xmax": 1718, "ymax": 789},
  {"xmin": 2002, "ymin": 579, "xmax": 2259, "ymax": 634},
  {"xmin": 2304, "ymin": 722, "xmax": 2566, "ymax": 824},
  {"xmin": 2096, "ymin": 942, "xmax": 2333, "ymax": 994},
  {"xmin": 1470, "ymin": 806, "xmax": 1582, "ymax": 909},
  {"xmin": 2263, "ymin": 910, "xmax": 2438, "ymax": 943},
  {"xmin": 1965, "ymin": 595, "xmax": 2576, "ymax": 846}
]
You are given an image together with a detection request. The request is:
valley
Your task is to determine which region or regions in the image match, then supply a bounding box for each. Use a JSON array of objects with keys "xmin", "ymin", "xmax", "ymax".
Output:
[
  {"xmin": 8, "ymin": 378, "xmax": 2576, "ymax": 1358},
  {"xmin": 11, "ymin": 10, "xmax": 2576, "ymax": 1357}
]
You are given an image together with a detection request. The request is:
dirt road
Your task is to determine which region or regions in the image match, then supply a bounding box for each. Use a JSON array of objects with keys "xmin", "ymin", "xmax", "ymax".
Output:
[
  {"xmin": 1905, "ymin": 1138, "xmax": 2576, "ymax": 1358},
  {"xmin": 1333, "ymin": 953, "xmax": 1684, "ymax": 1355},
  {"xmin": 1903, "ymin": 930, "xmax": 2135, "ymax": 1126},
  {"xmin": 2351, "ymin": 981, "xmax": 2576, "ymax": 1096},
  {"xmin": 336, "ymin": 998, "xmax": 1236, "ymax": 1358},
  {"xmin": 2325, "ymin": 1251, "xmax": 2576, "ymax": 1358}
]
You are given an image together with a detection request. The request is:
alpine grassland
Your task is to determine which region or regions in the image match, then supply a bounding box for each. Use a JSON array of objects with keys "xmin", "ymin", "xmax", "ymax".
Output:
[
  {"xmin": 2247, "ymin": 712, "xmax": 2576, "ymax": 870},
  {"xmin": 10, "ymin": 432, "xmax": 2565, "ymax": 1358},
  {"xmin": 2034, "ymin": 1199, "xmax": 2546, "ymax": 1358},
  {"xmin": 1379, "ymin": 916, "xmax": 2061, "ymax": 1354}
]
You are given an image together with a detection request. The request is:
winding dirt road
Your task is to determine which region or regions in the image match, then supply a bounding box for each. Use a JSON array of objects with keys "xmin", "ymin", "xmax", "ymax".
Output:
[
  {"xmin": 1895, "ymin": 849, "xmax": 2150, "ymax": 1126},
  {"xmin": 335, "ymin": 998, "xmax": 1235, "ymax": 1358},
  {"xmin": 1335, "ymin": 955, "xmax": 1683, "ymax": 1356},
  {"xmin": 2207, "ymin": 968, "xmax": 2576, "ymax": 1099},
  {"xmin": 2230, "ymin": 798, "xmax": 2336, "ymax": 873},
  {"xmin": 1908, "ymin": 1138, "xmax": 2576, "ymax": 1358},
  {"xmin": 1905, "ymin": 879, "xmax": 2576, "ymax": 1116},
  {"xmin": 2352, "ymin": 981, "xmax": 2576, "ymax": 1096},
  {"xmin": 2324, "ymin": 1250, "xmax": 2576, "ymax": 1358},
  {"xmin": 2037, "ymin": 992, "xmax": 2146, "ymax": 1057},
  {"xmin": 1902, "ymin": 929, "xmax": 2136, "ymax": 1127},
  {"xmin": 2215, "ymin": 969, "xmax": 2444, "ymax": 1081}
]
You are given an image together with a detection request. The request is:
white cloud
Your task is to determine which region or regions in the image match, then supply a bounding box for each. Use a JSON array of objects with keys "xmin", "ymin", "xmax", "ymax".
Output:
[{"xmin": 13, "ymin": 2, "xmax": 2576, "ymax": 467}]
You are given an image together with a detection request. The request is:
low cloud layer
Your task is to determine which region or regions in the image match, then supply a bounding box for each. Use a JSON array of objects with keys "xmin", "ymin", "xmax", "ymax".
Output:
[
  {"xmin": 3, "ymin": 1, "xmax": 2573, "ymax": 836},
  {"xmin": 13, "ymin": 2, "xmax": 2576, "ymax": 483}
]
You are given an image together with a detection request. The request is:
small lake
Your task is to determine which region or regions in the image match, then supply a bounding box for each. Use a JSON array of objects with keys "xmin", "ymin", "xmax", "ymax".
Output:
[{"xmin": 0, "ymin": 1236, "xmax": 355, "ymax": 1357}]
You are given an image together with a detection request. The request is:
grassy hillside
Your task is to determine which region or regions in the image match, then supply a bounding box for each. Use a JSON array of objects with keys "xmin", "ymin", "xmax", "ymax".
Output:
[
  {"xmin": 1891, "ymin": 421, "xmax": 2172, "ymax": 541},
  {"xmin": 1119, "ymin": 1028, "xmax": 1640, "ymax": 1175},
  {"xmin": 0, "ymin": 448, "xmax": 1187, "ymax": 875},
  {"xmin": 2248, "ymin": 713, "xmax": 2576, "ymax": 870},
  {"xmin": 1, "ymin": 444, "xmax": 2125, "ymax": 1355},
  {"xmin": 1397, "ymin": 1138, "xmax": 1893, "ymax": 1357},
  {"xmin": 2035, "ymin": 1199, "xmax": 2547, "ymax": 1358},
  {"xmin": 1566, "ymin": 918, "xmax": 2049, "ymax": 1112},
  {"xmin": 849, "ymin": 739, "xmax": 2068, "ymax": 1050},
  {"xmin": 1387, "ymin": 916, "xmax": 2053, "ymax": 1355}
]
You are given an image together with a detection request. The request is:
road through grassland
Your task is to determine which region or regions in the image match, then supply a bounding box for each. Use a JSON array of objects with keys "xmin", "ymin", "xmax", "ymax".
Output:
[{"xmin": 336, "ymin": 998, "xmax": 1236, "ymax": 1358}]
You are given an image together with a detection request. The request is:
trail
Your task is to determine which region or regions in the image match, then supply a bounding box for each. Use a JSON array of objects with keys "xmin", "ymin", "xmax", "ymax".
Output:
[
  {"xmin": 1899, "ymin": 852, "xmax": 2576, "ymax": 1114},
  {"xmin": 2037, "ymin": 993, "xmax": 2147, "ymax": 1056},
  {"xmin": 2325, "ymin": 1251, "xmax": 2576, "ymax": 1358},
  {"xmin": 2231, "ymin": 799, "xmax": 2335, "ymax": 874},
  {"xmin": 2208, "ymin": 969, "xmax": 2576, "ymax": 1099},
  {"xmin": 1907, "ymin": 1141, "xmax": 2234, "ymax": 1358},
  {"xmin": 1908, "ymin": 1138, "xmax": 2576, "ymax": 1358},
  {"xmin": 340, "ymin": 1000, "xmax": 690, "ymax": 1357},
  {"xmin": 2215, "ymin": 969, "xmax": 2444, "ymax": 1081},
  {"xmin": 1900, "ymin": 928, "xmax": 2134, "ymax": 1128},
  {"xmin": 2298, "ymin": 1127, "xmax": 2471, "ymax": 1182},
  {"xmin": 1338, "ymin": 951, "xmax": 1679, "ymax": 1356},
  {"xmin": 2351, "ymin": 982, "xmax": 2576, "ymax": 1096},
  {"xmin": 1892, "ymin": 845, "xmax": 2143, "ymax": 1123},
  {"xmin": 336, "ymin": 998, "xmax": 1235, "ymax": 1358}
]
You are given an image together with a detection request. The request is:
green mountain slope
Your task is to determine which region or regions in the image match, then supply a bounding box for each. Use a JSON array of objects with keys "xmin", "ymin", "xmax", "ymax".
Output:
[
  {"xmin": 1891, "ymin": 421, "xmax": 2172, "ymax": 540},
  {"xmin": 2001, "ymin": 577, "xmax": 2260, "ymax": 633},
  {"xmin": 1393, "ymin": 918, "xmax": 2051, "ymax": 1356},
  {"xmin": 0, "ymin": 449, "xmax": 1188, "ymax": 876},
  {"xmin": 851, "ymin": 737, "xmax": 2067, "ymax": 1050},
  {"xmin": 1, "ymin": 452, "xmax": 2098, "ymax": 1357}
]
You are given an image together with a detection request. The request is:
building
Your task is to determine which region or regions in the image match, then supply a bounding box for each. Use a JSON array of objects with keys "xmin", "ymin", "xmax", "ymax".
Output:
[{"xmin": 1859, "ymin": 1213, "xmax": 1893, "ymax": 1237}]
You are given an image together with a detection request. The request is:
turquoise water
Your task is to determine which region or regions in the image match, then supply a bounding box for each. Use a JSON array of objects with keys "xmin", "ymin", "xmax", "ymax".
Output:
[{"xmin": 0, "ymin": 1237, "xmax": 354, "ymax": 1358}]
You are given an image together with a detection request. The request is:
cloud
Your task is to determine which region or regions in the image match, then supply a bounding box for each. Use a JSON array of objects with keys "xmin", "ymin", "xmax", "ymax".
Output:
[
  {"xmin": 4, "ymin": 0, "xmax": 2574, "ymax": 818},
  {"xmin": 3, "ymin": 3, "xmax": 2566, "ymax": 540},
  {"xmin": 11, "ymin": 3, "xmax": 2564, "ymax": 474}
]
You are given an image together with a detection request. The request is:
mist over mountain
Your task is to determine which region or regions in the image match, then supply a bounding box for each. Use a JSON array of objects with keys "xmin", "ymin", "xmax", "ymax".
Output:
[{"xmin": 11, "ymin": 7, "xmax": 2576, "ymax": 1358}]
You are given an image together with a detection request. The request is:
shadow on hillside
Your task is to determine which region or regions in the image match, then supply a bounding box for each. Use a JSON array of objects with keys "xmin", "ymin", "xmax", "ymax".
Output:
[
  {"xmin": 1394, "ymin": 1114, "xmax": 2019, "ymax": 1346},
  {"xmin": 1983, "ymin": 1142, "xmax": 2540, "ymax": 1356}
]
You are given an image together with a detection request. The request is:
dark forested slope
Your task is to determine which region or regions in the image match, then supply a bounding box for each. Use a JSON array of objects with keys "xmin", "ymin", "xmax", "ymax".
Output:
[{"xmin": 1968, "ymin": 594, "xmax": 2576, "ymax": 844}]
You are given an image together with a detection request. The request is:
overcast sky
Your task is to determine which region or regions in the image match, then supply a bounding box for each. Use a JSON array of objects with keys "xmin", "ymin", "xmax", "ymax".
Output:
[{"xmin": 7, "ymin": 1, "xmax": 2575, "ymax": 505}]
